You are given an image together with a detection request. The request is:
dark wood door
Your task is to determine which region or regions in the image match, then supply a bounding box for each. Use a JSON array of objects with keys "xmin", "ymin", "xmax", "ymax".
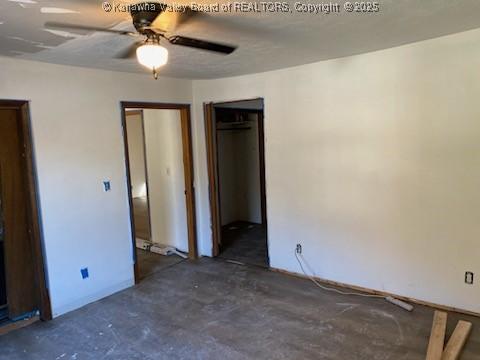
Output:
[{"xmin": 0, "ymin": 109, "xmax": 38, "ymax": 319}]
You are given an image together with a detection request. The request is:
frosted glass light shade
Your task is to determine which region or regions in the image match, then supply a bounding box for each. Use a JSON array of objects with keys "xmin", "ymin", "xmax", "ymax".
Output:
[{"xmin": 136, "ymin": 44, "xmax": 168, "ymax": 69}]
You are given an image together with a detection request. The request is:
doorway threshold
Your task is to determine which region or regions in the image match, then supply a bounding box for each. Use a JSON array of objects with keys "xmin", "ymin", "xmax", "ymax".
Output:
[
  {"xmin": 0, "ymin": 314, "xmax": 39, "ymax": 337},
  {"xmin": 0, "ymin": 306, "xmax": 7, "ymax": 322}
]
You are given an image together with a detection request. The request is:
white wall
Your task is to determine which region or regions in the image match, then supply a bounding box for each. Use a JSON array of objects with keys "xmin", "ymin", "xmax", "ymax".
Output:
[
  {"xmin": 217, "ymin": 115, "xmax": 262, "ymax": 225},
  {"xmin": 217, "ymin": 129, "xmax": 237, "ymax": 225},
  {"xmin": 125, "ymin": 112, "xmax": 147, "ymax": 198},
  {"xmin": 143, "ymin": 109, "xmax": 188, "ymax": 252},
  {"xmin": 0, "ymin": 56, "xmax": 192, "ymax": 317},
  {"xmin": 241, "ymin": 114, "xmax": 262, "ymax": 224},
  {"xmin": 192, "ymin": 28, "xmax": 480, "ymax": 313}
]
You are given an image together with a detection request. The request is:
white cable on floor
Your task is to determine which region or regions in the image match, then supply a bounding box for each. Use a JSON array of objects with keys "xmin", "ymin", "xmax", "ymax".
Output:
[
  {"xmin": 294, "ymin": 250, "xmax": 384, "ymax": 298},
  {"xmin": 294, "ymin": 248, "xmax": 414, "ymax": 311}
]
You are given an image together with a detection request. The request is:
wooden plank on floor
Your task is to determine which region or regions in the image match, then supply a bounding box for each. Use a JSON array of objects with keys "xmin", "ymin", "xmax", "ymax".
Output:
[
  {"xmin": 0, "ymin": 315, "xmax": 39, "ymax": 336},
  {"xmin": 426, "ymin": 311, "xmax": 448, "ymax": 360},
  {"xmin": 442, "ymin": 320, "xmax": 473, "ymax": 360}
]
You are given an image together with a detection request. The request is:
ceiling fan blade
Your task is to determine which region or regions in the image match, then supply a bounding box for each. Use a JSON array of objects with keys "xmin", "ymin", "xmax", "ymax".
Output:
[
  {"xmin": 167, "ymin": 36, "xmax": 236, "ymax": 54},
  {"xmin": 115, "ymin": 40, "xmax": 144, "ymax": 59},
  {"xmin": 150, "ymin": 6, "xmax": 199, "ymax": 33},
  {"xmin": 45, "ymin": 21, "xmax": 137, "ymax": 36}
]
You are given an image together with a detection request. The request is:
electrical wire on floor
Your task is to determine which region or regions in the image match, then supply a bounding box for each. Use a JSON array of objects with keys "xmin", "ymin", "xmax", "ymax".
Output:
[
  {"xmin": 217, "ymin": 256, "xmax": 270, "ymax": 270},
  {"xmin": 294, "ymin": 249, "xmax": 414, "ymax": 311},
  {"xmin": 140, "ymin": 255, "xmax": 188, "ymax": 281}
]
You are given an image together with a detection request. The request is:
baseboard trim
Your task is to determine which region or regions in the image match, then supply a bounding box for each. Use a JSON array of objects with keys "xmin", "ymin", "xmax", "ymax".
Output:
[
  {"xmin": 0, "ymin": 315, "xmax": 39, "ymax": 337},
  {"xmin": 270, "ymin": 267, "xmax": 480, "ymax": 318}
]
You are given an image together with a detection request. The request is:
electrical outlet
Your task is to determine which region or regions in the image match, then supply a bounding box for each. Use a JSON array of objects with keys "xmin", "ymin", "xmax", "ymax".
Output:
[
  {"xmin": 103, "ymin": 180, "xmax": 111, "ymax": 192},
  {"xmin": 296, "ymin": 244, "xmax": 302, "ymax": 254},
  {"xmin": 465, "ymin": 272, "xmax": 474, "ymax": 285},
  {"xmin": 81, "ymin": 268, "xmax": 89, "ymax": 279}
]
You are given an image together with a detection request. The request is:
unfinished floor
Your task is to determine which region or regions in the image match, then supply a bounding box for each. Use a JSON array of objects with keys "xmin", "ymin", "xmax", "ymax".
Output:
[
  {"xmin": 133, "ymin": 197, "xmax": 150, "ymax": 241},
  {"xmin": 136, "ymin": 250, "xmax": 184, "ymax": 280},
  {"xmin": 0, "ymin": 258, "xmax": 478, "ymax": 359},
  {"xmin": 219, "ymin": 222, "xmax": 268, "ymax": 268}
]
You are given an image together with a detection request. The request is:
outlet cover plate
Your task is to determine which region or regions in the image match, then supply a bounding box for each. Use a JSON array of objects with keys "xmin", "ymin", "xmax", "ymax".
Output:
[{"xmin": 465, "ymin": 272, "xmax": 474, "ymax": 285}]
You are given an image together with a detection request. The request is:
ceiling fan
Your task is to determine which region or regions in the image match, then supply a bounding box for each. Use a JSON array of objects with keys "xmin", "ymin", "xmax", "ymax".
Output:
[{"xmin": 45, "ymin": 2, "xmax": 237, "ymax": 79}]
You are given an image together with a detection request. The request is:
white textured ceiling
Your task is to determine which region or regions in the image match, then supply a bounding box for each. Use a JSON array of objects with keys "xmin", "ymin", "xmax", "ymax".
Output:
[{"xmin": 1, "ymin": 0, "xmax": 480, "ymax": 79}]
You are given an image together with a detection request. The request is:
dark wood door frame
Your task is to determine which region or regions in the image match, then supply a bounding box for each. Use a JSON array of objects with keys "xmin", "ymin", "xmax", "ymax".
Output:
[
  {"xmin": 257, "ymin": 112, "xmax": 267, "ymax": 225},
  {"xmin": 0, "ymin": 100, "xmax": 52, "ymax": 321},
  {"xmin": 121, "ymin": 102, "xmax": 198, "ymax": 283},
  {"xmin": 203, "ymin": 98, "xmax": 268, "ymax": 258},
  {"xmin": 204, "ymin": 103, "xmax": 221, "ymax": 256}
]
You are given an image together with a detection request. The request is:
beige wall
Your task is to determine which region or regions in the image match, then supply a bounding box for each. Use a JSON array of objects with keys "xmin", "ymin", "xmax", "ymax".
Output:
[
  {"xmin": 143, "ymin": 109, "xmax": 188, "ymax": 252},
  {"xmin": 192, "ymin": 28, "xmax": 480, "ymax": 313},
  {"xmin": 217, "ymin": 116, "xmax": 262, "ymax": 225}
]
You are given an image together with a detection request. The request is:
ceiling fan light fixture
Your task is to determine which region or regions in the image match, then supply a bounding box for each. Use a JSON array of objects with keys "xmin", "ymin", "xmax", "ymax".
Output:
[{"xmin": 136, "ymin": 43, "xmax": 168, "ymax": 78}]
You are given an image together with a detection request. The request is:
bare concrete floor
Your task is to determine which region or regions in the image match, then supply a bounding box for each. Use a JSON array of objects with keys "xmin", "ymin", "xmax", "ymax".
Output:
[
  {"xmin": 219, "ymin": 222, "xmax": 268, "ymax": 268},
  {"xmin": 137, "ymin": 249, "xmax": 184, "ymax": 280},
  {"xmin": 0, "ymin": 258, "xmax": 479, "ymax": 359}
]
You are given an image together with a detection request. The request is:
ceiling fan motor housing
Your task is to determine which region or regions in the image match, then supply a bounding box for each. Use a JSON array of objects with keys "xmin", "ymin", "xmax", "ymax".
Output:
[{"xmin": 130, "ymin": 2, "xmax": 166, "ymax": 33}]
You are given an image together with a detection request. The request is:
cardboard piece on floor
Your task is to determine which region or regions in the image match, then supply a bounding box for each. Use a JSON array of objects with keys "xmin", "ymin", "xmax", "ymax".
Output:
[
  {"xmin": 426, "ymin": 311, "xmax": 448, "ymax": 360},
  {"xmin": 441, "ymin": 320, "xmax": 473, "ymax": 360}
]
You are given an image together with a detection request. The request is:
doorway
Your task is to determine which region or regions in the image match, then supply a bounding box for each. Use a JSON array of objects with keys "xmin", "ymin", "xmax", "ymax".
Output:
[
  {"xmin": 0, "ymin": 100, "xmax": 51, "ymax": 326},
  {"xmin": 121, "ymin": 102, "xmax": 197, "ymax": 283},
  {"xmin": 204, "ymin": 98, "xmax": 269, "ymax": 267}
]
